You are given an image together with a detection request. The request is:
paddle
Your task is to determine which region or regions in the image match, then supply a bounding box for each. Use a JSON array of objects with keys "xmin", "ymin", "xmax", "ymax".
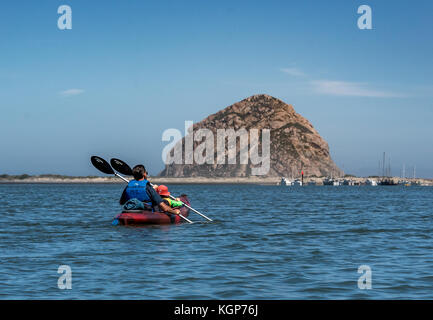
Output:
[
  {"xmin": 110, "ymin": 158, "xmax": 133, "ymax": 176},
  {"xmin": 110, "ymin": 158, "xmax": 213, "ymax": 222},
  {"xmin": 91, "ymin": 156, "xmax": 129, "ymax": 183},
  {"xmin": 91, "ymin": 156, "xmax": 193, "ymax": 224}
]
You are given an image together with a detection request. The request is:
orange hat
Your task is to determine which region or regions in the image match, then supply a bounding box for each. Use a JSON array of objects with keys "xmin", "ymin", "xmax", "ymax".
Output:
[{"xmin": 156, "ymin": 185, "xmax": 170, "ymax": 196}]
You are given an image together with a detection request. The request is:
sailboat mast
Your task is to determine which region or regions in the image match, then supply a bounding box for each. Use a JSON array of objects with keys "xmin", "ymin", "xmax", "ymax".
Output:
[{"xmin": 388, "ymin": 156, "xmax": 391, "ymax": 177}]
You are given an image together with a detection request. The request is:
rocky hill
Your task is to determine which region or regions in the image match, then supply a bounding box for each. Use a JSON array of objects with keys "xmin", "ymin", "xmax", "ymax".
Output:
[{"xmin": 159, "ymin": 94, "xmax": 342, "ymax": 178}]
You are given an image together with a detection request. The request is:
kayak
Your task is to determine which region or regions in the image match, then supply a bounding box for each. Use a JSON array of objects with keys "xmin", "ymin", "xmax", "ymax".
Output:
[{"xmin": 113, "ymin": 195, "xmax": 191, "ymax": 225}]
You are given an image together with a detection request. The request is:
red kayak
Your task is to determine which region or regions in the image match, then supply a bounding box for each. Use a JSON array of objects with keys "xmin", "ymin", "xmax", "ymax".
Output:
[{"xmin": 113, "ymin": 195, "xmax": 191, "ymax": 225}]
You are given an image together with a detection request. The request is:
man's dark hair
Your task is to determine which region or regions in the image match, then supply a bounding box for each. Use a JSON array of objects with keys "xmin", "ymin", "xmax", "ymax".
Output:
[{"xmin": 132, "ymin": 165, "xmax": 146, "ymax": 180}]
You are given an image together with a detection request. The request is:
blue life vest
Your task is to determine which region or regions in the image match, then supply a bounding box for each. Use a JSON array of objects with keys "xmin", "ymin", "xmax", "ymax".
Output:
[{"xmin": 124, "ymin": 179, "xmax": 152, "ymax": 206}]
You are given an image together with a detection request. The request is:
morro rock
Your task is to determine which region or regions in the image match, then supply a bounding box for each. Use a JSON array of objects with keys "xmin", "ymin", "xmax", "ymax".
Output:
[{"xmin": 159, "ymin": 94, "xmax": 342, "ymax": 178}]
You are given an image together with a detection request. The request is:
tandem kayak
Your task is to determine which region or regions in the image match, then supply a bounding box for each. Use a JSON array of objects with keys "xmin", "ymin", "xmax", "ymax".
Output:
[{"xmin": 112, "ymin": 195, "xmax": 191, "ymax": 226}]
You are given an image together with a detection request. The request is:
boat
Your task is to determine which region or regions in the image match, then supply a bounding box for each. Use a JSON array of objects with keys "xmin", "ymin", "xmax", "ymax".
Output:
[
  {"xmin": 378, "ymin": 152, "xmax": 398, "ymax": 186},
  {"xmin": 280, "ymin": 177, "xmax": 292, "ymax": 186},
  {"xmin": 398, "ymin": 180, "xmax": 411, "ymax": 187},
  {"xmin": 342, "ymin": 179, "xmax": 354, "ymax": 186},
  {"xmin": 378, "ymin": 178, "xmax": 398, "ymax": 186},
  {"xmin": 365, "ymin": 179, "xmax": 378, "ymax": 186},
  {"xmin": 113, "ymin": 195, "xmax": 191, "ymax": 225},
  {"xmin": 323, "ymin": 177, "xmax": 340, "ymax": 186},
  {"xmin": 292, "ymin": 178, "xmax": 303, "ymax": 186}
]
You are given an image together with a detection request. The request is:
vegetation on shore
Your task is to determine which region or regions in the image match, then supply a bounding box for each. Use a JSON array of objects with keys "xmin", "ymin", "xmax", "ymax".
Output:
[
  {"xmin": 0, "ymin": 173, "xmax": 432, "ymax": 185},
  {"xmin": 0, "ymin": 174, "xmax": 101, "ymax": 180}
]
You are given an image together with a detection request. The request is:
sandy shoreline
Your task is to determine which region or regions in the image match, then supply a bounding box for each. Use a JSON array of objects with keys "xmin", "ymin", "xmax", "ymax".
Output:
[
  {"xmin": 1, "ymin": 175, "xmax": 432, "ymax": 185},
  {"xmin": 0, "ymin": 176, "xmax": 281, "ymax": 185}
]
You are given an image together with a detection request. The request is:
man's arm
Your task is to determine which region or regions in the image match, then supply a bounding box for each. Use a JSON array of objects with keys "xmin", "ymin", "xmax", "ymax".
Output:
[
  {"xmin": 146, "ymin": 183, "xmax": 180, "ymax": 214},
  {"xmin": 159, "ymin": 201, "xmax": 181, "ymax": 215}
]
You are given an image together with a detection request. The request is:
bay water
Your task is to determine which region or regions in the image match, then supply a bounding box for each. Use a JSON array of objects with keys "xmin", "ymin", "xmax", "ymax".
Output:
[{"xmin": 0, "ymin": 184, "xmax": 432, "ymax": 299}]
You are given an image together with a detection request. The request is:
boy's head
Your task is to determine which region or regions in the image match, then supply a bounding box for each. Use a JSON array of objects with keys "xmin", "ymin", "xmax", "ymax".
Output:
[
  {"xmin": 132, "ymin": 165, "xmax": 147, "ymax": 180},
  {"xmin": 156, "ymin": 185, "xmax": 170, "ymax": 197}
]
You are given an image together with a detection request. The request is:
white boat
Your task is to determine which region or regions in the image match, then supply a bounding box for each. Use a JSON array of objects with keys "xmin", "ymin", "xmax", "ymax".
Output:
[
  {"xmin": 398, "ymin": 180, "xmax": 411, "ymax": 186},
  {"xmin": 342, "ymin": 179, "xmax": 354, "ymax": 186},
  {"xmin": 280, "ymin": 177, "xmax": 292, "ymax": 186},
  {"xmin": 323, "ymin": 178, "xmax": 340, "ymax": 186},
  {"xmin": 293, "ymin": 179, "xmax": 303, "ymax": 186},
  {"xmin": 365, "ymin": 179, "xmax": 378, "ymax": 186}
]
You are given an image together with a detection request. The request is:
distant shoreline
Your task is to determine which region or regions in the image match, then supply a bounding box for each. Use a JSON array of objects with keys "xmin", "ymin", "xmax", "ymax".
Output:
[{"xmin": 0, "ymin": 175, "xmax": 432, "ymax": 185}]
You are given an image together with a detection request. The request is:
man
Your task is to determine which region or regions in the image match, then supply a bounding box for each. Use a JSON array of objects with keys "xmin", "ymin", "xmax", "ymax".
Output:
[{"xmin": 119, "ymin": 165, "xmax": 180, "ymax": 215}]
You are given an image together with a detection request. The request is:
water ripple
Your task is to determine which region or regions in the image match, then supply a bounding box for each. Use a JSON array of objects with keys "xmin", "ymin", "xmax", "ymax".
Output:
[{"xmin": 0, "ymin": 184, "xmax": 433, "ymax": 299}]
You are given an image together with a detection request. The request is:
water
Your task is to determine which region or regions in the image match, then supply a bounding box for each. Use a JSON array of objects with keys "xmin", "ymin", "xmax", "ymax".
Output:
[{"xmin": 0, "ymin": 184, "xmax": 432, "ymax": 299}]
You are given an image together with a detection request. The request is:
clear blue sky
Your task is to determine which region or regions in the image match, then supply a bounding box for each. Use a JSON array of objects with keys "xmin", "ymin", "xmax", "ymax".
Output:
[{"xmin": 1, "ymin": 0, "xmax": 432, "ymax": 177}]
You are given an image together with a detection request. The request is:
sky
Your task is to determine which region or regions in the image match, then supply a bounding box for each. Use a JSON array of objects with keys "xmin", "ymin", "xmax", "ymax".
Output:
[{"xmin": 0, "ymin": 0, "xmax": 432, "ymax": 178}]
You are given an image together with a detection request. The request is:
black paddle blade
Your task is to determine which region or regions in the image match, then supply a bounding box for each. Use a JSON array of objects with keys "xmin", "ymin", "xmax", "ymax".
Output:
[
  {"xmin": 110, "ymin": 158, "xmax": 133, "ymax": 176},
  {"xmin": 91, "ymin": 156, "xmax": 115, "ymax": 175}
]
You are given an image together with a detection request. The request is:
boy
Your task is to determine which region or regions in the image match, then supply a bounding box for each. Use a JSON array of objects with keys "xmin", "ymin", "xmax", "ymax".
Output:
[{"xmin": 156, "ymin": 185, "xmax": 184, "ymax": 208}]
